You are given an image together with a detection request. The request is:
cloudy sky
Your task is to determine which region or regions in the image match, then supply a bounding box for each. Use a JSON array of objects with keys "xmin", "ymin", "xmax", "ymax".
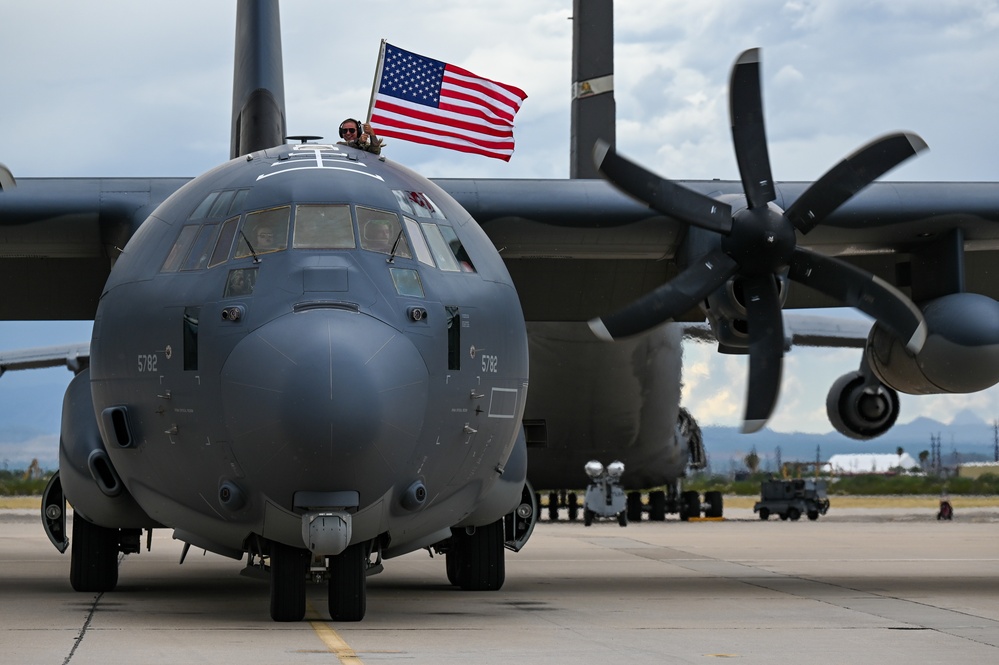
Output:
[{"xmin": 3, "ymin": 1, "xmax": 999, "ymax": 466}]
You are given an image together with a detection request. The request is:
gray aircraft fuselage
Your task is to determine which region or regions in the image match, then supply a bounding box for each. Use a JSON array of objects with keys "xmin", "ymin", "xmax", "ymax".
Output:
[{"xmin": 83, "ymin": 142, "xmax": 529, "ymax": 560}]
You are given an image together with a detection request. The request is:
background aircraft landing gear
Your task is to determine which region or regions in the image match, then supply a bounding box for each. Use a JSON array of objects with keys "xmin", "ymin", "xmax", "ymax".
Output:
[
  {"xmin": 70, "ymin": 513, "xmax": 119, "ymax": 592},
  {"xmin": 446, "ymin": 519, "xmax": 505, "ymax": 590},
  {"xmin": 679, "ymin": 490, "xmax": 700, "ymax": 521},
  {"xmin": 627, "ymin": 492, "xmax": 643, "ymax": 522},
  {"xmin": 328, "ymin": 542, "xmax": 366, "ymax": 621},
  {"xmin": 648, "ymin": 490, "xmax": 667, "ymax": 521},
  {"xmin": 269, "ymin": 540, "xmax": 308, "ymax": 622}
]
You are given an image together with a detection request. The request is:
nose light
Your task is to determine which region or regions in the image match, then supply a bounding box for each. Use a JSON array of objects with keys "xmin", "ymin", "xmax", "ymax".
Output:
[{"xmin": 400, "ymin": 480, "xmax": 428, "ymax": 511}]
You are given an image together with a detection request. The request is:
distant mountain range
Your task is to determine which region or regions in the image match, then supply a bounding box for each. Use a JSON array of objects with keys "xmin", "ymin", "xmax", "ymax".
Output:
[
  {"xmin": 3, "ymin": 406, "xmax": 997, "ymax": 473},
  {"xmin": 699, "ymin": 408, "xmax": 999, "ymax": 473}
]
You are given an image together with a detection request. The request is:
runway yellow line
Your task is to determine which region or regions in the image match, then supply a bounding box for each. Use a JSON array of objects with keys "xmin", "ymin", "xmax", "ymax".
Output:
[
  {"xmin": 310, "ymin": 620, "xmax": 364, "ymax": 664},
  {"xmin": 306, "ymin": 602, "xmax": 364, "ymax": 664}
]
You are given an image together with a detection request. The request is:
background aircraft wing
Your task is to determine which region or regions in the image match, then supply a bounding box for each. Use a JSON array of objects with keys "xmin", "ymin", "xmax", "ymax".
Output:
[
  {"xmin": 681, "ymin": 313, "xmax": 871, "ymax": 350},
  {"xmin": 0, "ymin": 342, "xmax": 90, "ymax": 375}
]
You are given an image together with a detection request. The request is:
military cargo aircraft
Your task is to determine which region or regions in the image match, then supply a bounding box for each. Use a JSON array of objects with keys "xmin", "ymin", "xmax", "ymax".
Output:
[{"xmin": 3, "ymin": 0, "xmax": 999, "ymax": 622}]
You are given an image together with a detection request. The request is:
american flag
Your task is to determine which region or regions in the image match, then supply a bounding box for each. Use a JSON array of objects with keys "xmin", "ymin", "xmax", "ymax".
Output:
[{"xmin": 368, "ymin": 42, "xmax": 527, "ymax": 161}]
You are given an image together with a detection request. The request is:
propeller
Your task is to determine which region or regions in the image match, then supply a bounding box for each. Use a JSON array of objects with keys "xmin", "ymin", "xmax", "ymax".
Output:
[{"xmin": 589, "ymin": 48, "xmax": 928, "ymax": 433}]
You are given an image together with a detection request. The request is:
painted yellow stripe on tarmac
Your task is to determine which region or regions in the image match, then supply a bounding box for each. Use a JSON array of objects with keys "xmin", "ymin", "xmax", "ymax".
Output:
[
  {"xmin": 310, "ymin": 621, "xmax": 364, "ymax": 664},
  {"xmin": 307, "ymin": 602, "xmax": 364, "ymax": 664}
]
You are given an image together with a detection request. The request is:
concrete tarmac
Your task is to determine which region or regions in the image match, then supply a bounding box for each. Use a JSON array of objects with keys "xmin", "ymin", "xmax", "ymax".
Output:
[{"xmin": 2, "ymin": 507, "xmax": 999, "ymax": 664}]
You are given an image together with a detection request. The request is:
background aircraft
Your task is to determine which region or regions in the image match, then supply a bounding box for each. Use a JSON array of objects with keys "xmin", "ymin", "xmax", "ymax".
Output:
[{"xmin": 1, "ymin": 0, "xmax": 991, "ymax": 624}]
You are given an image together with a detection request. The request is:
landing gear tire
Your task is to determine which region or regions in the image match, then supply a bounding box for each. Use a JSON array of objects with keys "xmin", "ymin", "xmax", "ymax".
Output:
[
  {"xmin": 758, "ymin": 508, "xmax": 770, "ymax": 520},
  {"xmin": 446, "ymin": 547, "xmax": 460, "ymax": 586},
  {"xmin": 617, "ymin": 511, "xmax": 627, "ymax": 527},
  {"xmin": 787, "ymin": 507, "xmax": 801, "ymax": 521},
  {"xmin": 807, "ymin": 510, "xmax": 819, "ymax": 521},
  {"xmin": 704, "ymin": 491, "xmax": 723, "ymax": 518},
  {"xmin": 627, "ymin": 492, "xmax": 643, "ymax": 522},
  {"xmin": 779, "ymin": 513, "xmax": 789, "ymax": 521},
  {"xmin": 269, "ymin": 540, "xmax": 309, "ymax": 622},
  {"xmin": 584, "ymin": 509, "xmax": 594, "ymax": 527},
  {"xmin": 328, "ymin": 543, "xmax": 366, "ymax": 622},
  {"xmin": 648, "ymin": 490, "xmax": 667, "ymax": 521},
  {"xmin": 680, "ymin": 491, "xmax": 700, "ymax": 522},
  {"xmin": 452, "ymin": 519, "xmax": 505, "ymax": 591},
  {"xmin": 567, "ymin": 493, "xmax": 579, "ymax": 522},
  {"xmin": 547, "ymin": 492, "xmax": 559, "ymax": 522},
  {"xmin": 70, "ymin": 513, "xmax": 119, "ymax": 593}
]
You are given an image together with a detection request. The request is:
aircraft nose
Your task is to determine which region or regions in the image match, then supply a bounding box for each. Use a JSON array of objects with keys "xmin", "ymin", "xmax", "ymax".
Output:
[{"xmin": 220, "ymin": 310, "xmax": 429, "ymax": 489}]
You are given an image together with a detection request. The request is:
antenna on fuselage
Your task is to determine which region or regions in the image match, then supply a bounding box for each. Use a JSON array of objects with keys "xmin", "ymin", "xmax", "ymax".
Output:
[{"xmin": 286, "ymin": 135, "xmax": 323, "ymax": 144}]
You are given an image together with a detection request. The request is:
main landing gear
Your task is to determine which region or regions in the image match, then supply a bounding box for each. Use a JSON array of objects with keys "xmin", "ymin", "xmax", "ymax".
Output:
[
  {"xmin": 443, "ymin": 519, "xmax": 505, "ymax": 590},
  {"xmin": 68, "ymin": 513, "xmax": 142, "ymax": 594}
]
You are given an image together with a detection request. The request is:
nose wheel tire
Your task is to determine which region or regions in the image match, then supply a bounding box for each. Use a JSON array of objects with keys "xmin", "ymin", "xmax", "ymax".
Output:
[{"xmin": 328, "ymin": 543, "xmax": 367, "ymax": 622}]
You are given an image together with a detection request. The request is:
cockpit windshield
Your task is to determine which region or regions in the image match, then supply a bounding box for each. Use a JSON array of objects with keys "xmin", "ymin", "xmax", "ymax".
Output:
[
  {"xmin": 357, "ymin": 206, "xmax": 411, "ymax": 258},
  {"xmin": 234, "ymin": 206, "xmax": 290, "ymax": 258}
]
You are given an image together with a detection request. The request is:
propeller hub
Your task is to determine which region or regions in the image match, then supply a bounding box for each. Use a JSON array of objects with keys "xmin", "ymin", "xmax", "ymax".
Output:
[{"xmin": 724, "ymin": 204, "xmax": 795, "ymax": 274}]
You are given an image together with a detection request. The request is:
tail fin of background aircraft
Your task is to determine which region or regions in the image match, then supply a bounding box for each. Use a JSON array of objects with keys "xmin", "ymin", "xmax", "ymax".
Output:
[
  {"xmin": 230, "ymin": 0, "xmax": 287, "ymax": 159},
  {"xmin": 570, "ymin": 0, "xmax": 615, "ymax": 178}
]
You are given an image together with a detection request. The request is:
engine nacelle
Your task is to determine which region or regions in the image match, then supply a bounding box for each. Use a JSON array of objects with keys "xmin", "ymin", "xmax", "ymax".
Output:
[
  {"xmin": 867, "ymin": 292, "xmax": 999, "ymax": 394},
  {"xmin": 826, "ymin": 370, "xmax": 900, "ymax": 440},
  {"xmin": 60, "ymin": 369, "xmax": 159, "ymax": 529},
  {"xmin": 702, "ymin": 273, "xmax": 789, "ymax": 352}
]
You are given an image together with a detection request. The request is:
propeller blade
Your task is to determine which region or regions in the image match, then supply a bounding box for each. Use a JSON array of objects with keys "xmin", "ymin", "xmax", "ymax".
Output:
[
  {"xmin": 789, "ymin": 247, "xmax": 926, "ymax": 353},
  {"xmin": 593, "ymin": 140, "xmax": 733, "ymax": 234},
  {"xmin": 741, "ymin": 274, "xmax": 785, "ymax": 433},
  {"xmin": 729, "ymin": 48, "xmax": 776, "ymax": 209},
  {"xmin": 785, "ymin": 132, "xmax": 929, "ymax": 234},
  {"xmin": 589, "ymin": 249, "xmax": 739, "ymax": 341}
]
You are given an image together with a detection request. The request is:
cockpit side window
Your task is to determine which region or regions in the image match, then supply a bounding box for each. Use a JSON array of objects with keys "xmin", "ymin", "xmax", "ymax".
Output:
[
  {"xmin": 207, "ymin": 190, "xmax": 237, "ymax": 218},
  {"xmin": 191, "ymin": 189, "xmax": 250, "ymax": 220},
  {"xmin": 208, "ymin": 216, "xmax": 240, "ymax": 268},
  {"xmin": 357, "ymin": 206, "xmax": 411, "ymax": 258},
  {"xmin": 294, "ymin": 204, "xmax": 355, "ymax": 249},
  {"xmin": 403, "ymin": 217, "xmax": 435, "ymax": 267},
  {"xmin": 181, "ymin": 224, "xmax": 219, "ymax": 271},
  {"xmin": 420, "ymin": 223, "xmax": 461, "ymax": 272},
  {"xmin": 234, "ymin": 206, "xmax": 290, "ymax": 259},
  {"xmin": 161, "ymin": 225, "xmax": 200, "ymax": 272},
  {"xmin": 437, "ymin": 225, "xmax": 476, "ymax": 272}
]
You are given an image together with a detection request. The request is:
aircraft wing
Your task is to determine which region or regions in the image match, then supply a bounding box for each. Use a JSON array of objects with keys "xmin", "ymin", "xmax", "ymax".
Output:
[
  {"xmin": 434, "ymin": 177, "xmax": 999, "ymax": 320},
  {"xmin": 0, "ymin": 342, "xmax": 91, "ymax": 376},
  {"xmin": 0, "ymin": 176, "xmax": 189, "ymax": 319}
]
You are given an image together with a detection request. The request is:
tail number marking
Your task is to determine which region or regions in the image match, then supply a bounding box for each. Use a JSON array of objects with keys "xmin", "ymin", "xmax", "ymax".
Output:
[{"xmin": 481, "ymin": 354, "xmax": 499, "ymax": 373}]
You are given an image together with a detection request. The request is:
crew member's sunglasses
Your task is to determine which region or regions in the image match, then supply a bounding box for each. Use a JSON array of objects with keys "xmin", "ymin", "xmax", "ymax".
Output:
[{"xmin": 341, "ymin": 127, "xmax": 357, "ymax": 135}]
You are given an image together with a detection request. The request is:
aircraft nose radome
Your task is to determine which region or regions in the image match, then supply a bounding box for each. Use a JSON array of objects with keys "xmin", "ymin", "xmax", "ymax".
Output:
[{"xmin": 220, "ymin": 310, "xmax": 429, "ymax": 487}]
